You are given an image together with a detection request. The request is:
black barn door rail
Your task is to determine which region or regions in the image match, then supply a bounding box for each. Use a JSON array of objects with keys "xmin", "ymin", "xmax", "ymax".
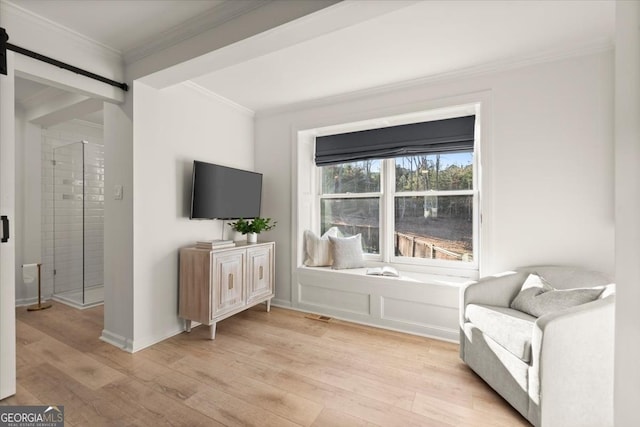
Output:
[{"xmin": 0, "ymin": 27, "xmax": 128, "ymax": 91}]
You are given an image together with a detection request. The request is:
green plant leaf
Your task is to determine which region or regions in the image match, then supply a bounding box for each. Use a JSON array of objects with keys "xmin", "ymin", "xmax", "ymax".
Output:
[{"xmin": 228, "ymin": 217, "xmax": 277, "ymax": 234}]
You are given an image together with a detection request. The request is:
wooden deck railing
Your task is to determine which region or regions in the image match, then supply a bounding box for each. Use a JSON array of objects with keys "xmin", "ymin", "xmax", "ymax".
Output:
[
  {"xmin": 395, "ymin": 232, "xmax": 469, "ymax": 261},
  {"xmin": 326, "ymin": 222, "xmax": 471, "ymax": 261}
]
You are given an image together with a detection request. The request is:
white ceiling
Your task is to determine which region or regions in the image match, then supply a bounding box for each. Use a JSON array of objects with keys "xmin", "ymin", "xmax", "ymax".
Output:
[
  {"xmin": 12, "ymin": 0, "xmax": 226, "ymax": 54},
  {"xmin": 14, "ymin": 76, "xmax": 52, "ymax": 105},
  {"xmin": 79, "ymin": 109, "xmax": 104, "ymax": 125},
  {"xmin": 191, "ymin": 0, "xmax": 615, "ymax": 112},
  {"xmin": 11, "ymin": 0, "xmax": 615, "ymax": 118},
  {"xmin": 15, "ymin": 77, "xmax": 104, "ymax": 125}
]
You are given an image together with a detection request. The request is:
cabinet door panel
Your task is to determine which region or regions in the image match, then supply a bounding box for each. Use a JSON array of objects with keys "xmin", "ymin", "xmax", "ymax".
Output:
[
  {"xmin": 212, "ymin": 251, "xmax": 244, "ymax": 317},
  {"xmin": 247, "ymin": 245, "xmax": 273, "ymax": 303}
]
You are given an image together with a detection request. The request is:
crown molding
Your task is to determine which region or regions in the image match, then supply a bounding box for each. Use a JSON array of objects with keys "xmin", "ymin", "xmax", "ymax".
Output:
[
  {"xmin": 1, "ymin": 0, "xmax": 122, "ymax": 61},
  {"xmin": 182, "ymin": 81, "xmax": 255, "ymax": 117},
  {"xmin": 256, "ymin": 38, "xmax": 614, "ymax": 119},
  {"xmin": 123, "ymin": 0, "xmax": 267, "ymax": 65}
]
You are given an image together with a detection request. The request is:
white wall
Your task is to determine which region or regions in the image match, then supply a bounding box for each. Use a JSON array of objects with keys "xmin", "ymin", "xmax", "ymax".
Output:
[
  {"xmin": 102, "ymin": 101, "xmax": 134, "ymax": 349},
  {"xmin": 130, "ymin": 82, "xmax": 254, "ymax": 351},
  {"xmin": 614, "ymin": 1, "xmax": 640, "ymax": 424},
  {"xmin": 14, "ymin": 109, "xmax": 41, "ymax": 305},
  {"xmin": 255, "ymin": 51, "xmax": 615, "ymax": 310}
]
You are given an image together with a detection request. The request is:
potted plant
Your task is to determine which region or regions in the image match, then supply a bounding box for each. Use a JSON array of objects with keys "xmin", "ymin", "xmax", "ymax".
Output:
[{"xmin": 228, "ymin": 217, "xmax": 277, "ymax": 243}]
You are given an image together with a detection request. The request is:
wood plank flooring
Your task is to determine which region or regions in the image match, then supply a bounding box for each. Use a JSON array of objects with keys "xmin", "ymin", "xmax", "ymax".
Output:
[{"xmin": 2, "ymin": 302, "xmax": 530, "ymax": 426}]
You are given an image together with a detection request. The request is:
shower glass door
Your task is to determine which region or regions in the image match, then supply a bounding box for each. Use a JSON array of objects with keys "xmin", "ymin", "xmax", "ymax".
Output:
[{"xmin": 53, "ymin": 142, "xmax": 85, "ymax": 306}]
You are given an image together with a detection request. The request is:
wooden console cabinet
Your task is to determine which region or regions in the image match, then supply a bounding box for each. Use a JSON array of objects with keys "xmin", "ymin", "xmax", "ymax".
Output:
[{"xmin": 179, "ymin": 241, "xmax": 274, "ymax": 339}]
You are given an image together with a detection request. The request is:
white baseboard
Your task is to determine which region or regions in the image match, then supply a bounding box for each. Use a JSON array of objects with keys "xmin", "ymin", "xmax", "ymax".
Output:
[
  {"xmin": 100, "ymin": 329, "xmax": 133, "ymax": 353},
  {"xmin": 15, "ymin": 297, "xmax": 42, "ymax": 307},
  {"xmin": 280, "ymin": 304, "xmax": 459, "ymax": 344},
  {"xmin": 270, "ymin": 298, "xmax": 292, "ymax": 308},
  {"xmin": 130, "ymin": 327, "xmax": 186, "ymax": 353}
]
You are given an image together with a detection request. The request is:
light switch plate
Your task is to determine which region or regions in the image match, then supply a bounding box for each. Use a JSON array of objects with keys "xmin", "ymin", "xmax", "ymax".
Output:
[{"xmin": 114, "ymin": 185, "xmax": 123, "ymax": 200}]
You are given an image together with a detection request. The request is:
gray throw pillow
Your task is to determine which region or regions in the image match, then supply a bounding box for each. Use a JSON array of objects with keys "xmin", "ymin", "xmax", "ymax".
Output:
[
  {"xmin": 510, "ymin": 273, "xmax": 604, "ymax": 317},
  {"xmin": 328, "ymin": 234, "xmax": 365, "ymax": 269}
]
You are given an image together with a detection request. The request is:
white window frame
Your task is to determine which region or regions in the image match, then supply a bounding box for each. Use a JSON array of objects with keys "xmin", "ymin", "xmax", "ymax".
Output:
[
  {"xmin": 316, "ymin": 165, "xmax": 384, "ymax": 262},
  {"xmin": 311, "ymin": 103, "xmax": 482, "ymax": 277},
  {"xmin": 317, "ymin": 154, "xmax": 478, "ymax": 269},
  {"xmin": 388, "ymin": 154, "xmax": 478, "ymax": 271}
]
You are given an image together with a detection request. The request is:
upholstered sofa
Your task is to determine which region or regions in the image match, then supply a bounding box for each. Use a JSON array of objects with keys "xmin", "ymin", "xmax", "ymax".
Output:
[{"xmin": 459, "ymin": 266, "xmax": 615, "ymax": 427}]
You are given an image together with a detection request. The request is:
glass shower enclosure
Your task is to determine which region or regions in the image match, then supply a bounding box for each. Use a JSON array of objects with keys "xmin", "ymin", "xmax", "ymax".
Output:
[{"xmin": 51, "ymin": 140, "xmax": 104, "ymax": 308}]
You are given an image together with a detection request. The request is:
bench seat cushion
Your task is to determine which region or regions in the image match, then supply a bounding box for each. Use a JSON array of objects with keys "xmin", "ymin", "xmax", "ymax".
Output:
[{"xmin": 465, "ymin": 304, "xmax": 536, "ymax": 363}]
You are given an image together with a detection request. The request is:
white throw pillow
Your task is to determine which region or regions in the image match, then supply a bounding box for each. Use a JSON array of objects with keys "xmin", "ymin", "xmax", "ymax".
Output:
[
  {"xmin": 303, "ymin": 227, "xmax": 340, "ymax": 267},
  {"xmin": 328, "ymin": 234, "xmax": 365, "ymax": 270},
  {"xmin": 510, "ymin": 273, "xmax": 604, "ymax": 317}
]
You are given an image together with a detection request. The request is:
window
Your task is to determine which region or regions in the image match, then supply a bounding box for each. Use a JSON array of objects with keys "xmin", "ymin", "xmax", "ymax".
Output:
[
  {"xmin": 315, "ymin": 112, "xmax": 479, "ymax": 271},
  {"xmin": 393, "ymin": 152, "xmax": 474, "ymax": 263},
  {"xmin": 320, "ymin": 160, "xmax": 382, "ymax": 253}
]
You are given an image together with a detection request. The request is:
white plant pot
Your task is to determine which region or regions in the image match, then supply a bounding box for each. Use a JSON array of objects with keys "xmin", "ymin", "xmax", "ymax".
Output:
[{"xmin": 247, "ymin": 232, "xmax": 258, "ymax": 243}]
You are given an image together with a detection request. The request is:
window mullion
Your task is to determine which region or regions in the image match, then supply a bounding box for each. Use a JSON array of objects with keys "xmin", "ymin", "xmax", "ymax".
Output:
[
  {"xmin": 395, "ymin": 189, "xmax": 475, "ymax": 197},
  {"xmin": 382, "ymin": 158, "xmax": 395, "ymax": 263},
  {"xmin": 314, "ymin": 165, "xmax": 321, "ymax": 234},
  {"xmin": 319, "ymin": 192, "xmax": 382, "ymax": 199}
]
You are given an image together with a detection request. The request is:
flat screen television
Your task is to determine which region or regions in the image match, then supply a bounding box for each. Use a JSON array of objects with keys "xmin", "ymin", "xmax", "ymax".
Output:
[{"xmin": 190, "ymin": 161, "xmax": 262, "ymax": 219}]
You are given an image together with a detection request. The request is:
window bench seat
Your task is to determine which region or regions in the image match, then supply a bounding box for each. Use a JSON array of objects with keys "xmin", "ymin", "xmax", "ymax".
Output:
[{"xmin": 291, "ymin": 266, "xmax": 472, "ymax": 342}]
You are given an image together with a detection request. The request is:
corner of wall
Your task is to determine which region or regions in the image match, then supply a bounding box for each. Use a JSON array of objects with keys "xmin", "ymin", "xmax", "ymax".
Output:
[{"xmin": 103, "ymin": 100, "xmax": 134, "ymax": 348}]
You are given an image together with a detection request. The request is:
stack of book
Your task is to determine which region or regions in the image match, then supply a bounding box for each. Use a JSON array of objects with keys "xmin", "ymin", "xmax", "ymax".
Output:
[{"xmin": 195, "ymin": 239, "xmax": 236, "ymax": 250}]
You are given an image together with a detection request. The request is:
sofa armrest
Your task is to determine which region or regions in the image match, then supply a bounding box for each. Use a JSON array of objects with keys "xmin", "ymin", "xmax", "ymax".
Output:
[
  {"xmin": 459, "ymin": 271, "xmax": 527, "ymax": 327},
  {"xmin": 529, "ymin": 296, "xmax": 615, "ymax": 427}
]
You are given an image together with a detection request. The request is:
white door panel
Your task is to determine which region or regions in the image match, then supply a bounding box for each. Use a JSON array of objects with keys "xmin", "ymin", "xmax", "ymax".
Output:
[{"xmin": 0, "ymin": 50, "xmax": 16, "ymax": 400}]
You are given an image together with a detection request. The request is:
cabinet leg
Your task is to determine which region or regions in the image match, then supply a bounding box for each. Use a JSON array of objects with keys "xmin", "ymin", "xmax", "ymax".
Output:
[
  {"xmin": 210, "ymin": 323, "xmax": 216, "ymax": 340},
  {"xmin": 266, "ymin": 299, "xmax": 271, "ymax": 313},
  {"xmin": 185, "ymin": 319, "xmax": 191, "ymax": 333}
]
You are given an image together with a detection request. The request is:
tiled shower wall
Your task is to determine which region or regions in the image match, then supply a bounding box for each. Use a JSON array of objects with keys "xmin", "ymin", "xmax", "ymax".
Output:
[{"xmin": 41, "ymin": 128, "xmax": 104, "ymax": 298}]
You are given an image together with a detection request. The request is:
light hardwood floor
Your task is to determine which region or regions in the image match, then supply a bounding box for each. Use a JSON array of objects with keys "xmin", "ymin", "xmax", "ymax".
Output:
[{"xmin": 3, "ymin": 302, "xmax": 530, "ymax": 426}]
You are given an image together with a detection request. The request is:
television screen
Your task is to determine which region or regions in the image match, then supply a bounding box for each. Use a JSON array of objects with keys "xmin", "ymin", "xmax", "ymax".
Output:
[{"xmin": 190, "ymin": 161, "xmax": 262, "ymax": 219}]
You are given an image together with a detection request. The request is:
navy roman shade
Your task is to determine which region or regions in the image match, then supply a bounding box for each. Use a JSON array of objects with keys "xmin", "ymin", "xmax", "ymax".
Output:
[{"xmin": 315, "ymin": 115, "xmax": 475, "ymax": 166}]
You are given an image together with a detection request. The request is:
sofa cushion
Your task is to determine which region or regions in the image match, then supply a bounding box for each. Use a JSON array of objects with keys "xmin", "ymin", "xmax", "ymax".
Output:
[
  {"xmin": 510, "ymin": 273, "xmax": 604, "ymax": 317},
  {"xmin": 465, "ymin": 304, "xmax": 536, "ymax": 363}
]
